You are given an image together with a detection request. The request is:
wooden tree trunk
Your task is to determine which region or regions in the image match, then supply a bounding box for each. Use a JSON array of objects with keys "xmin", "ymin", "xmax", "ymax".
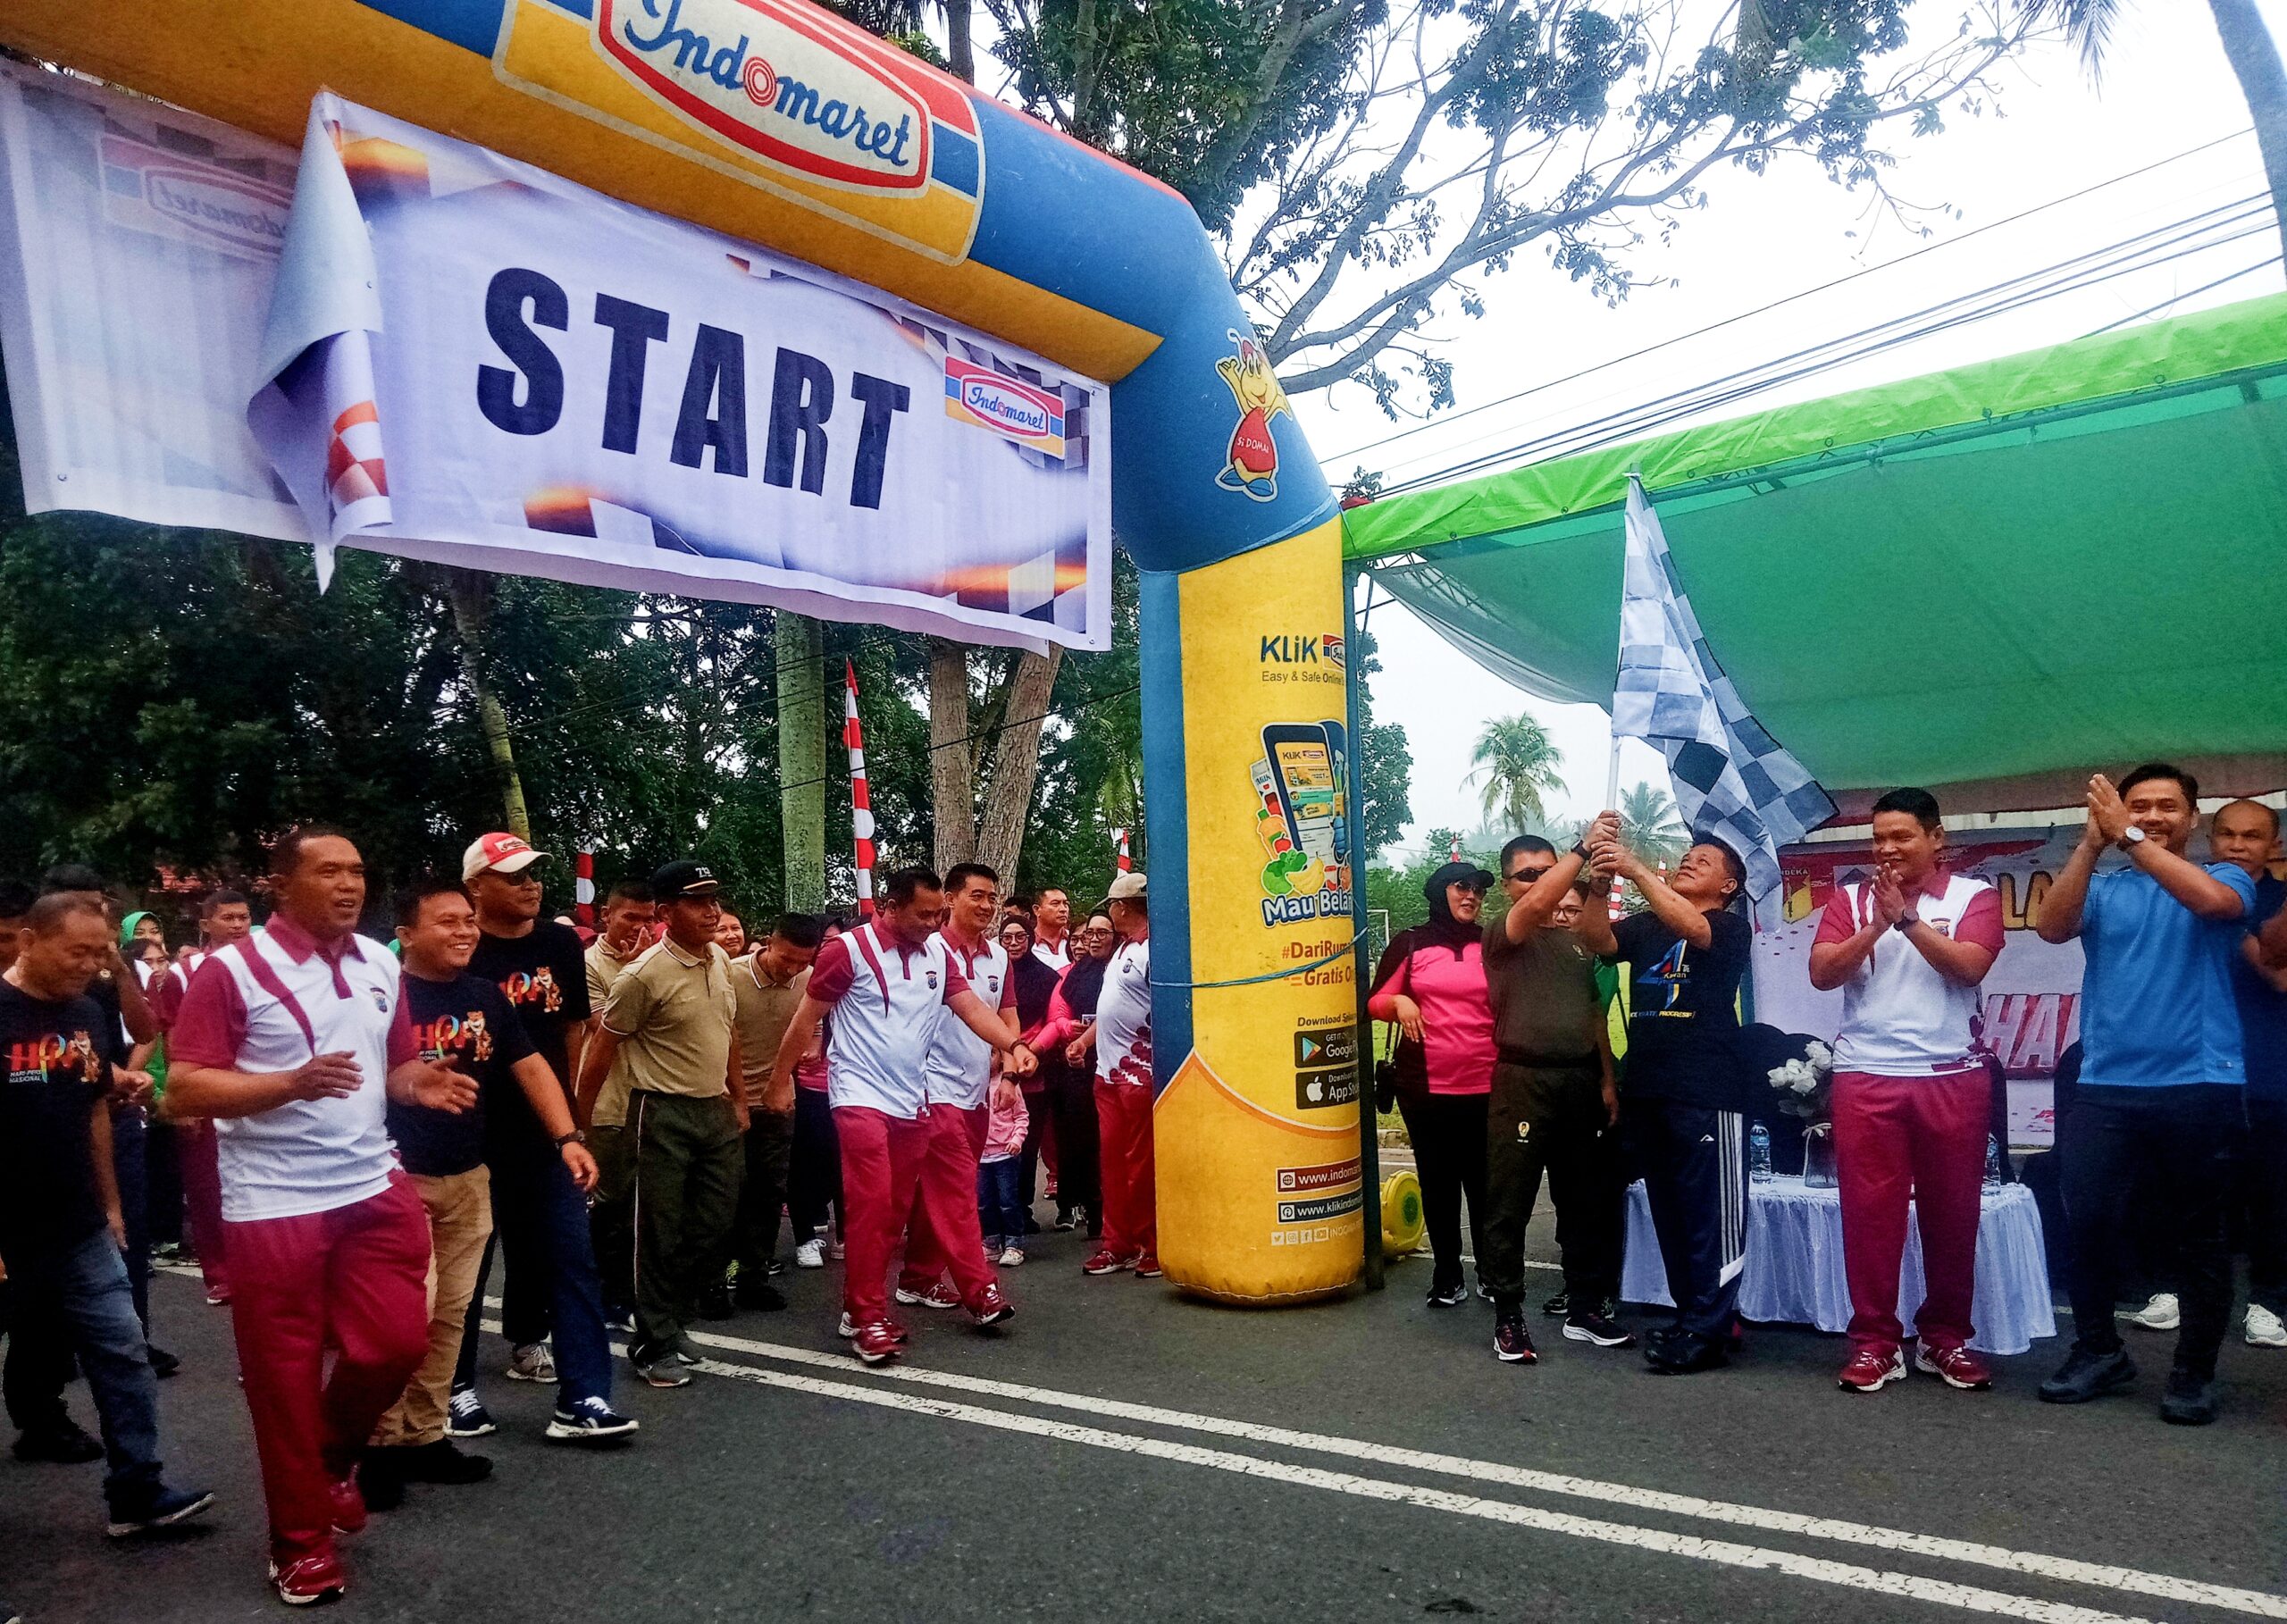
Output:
[
  {"xmin": 445, "ymin": 571, "xmax": 532, "ymax": 842},
  {"xmin": 775, "ymin": 611, "xmax": 826, "ymax": 912},
  {"xmin": 972, "ymin": 646, "xmax": 1062, "ymax": 883},
  {"xmin": 928, "ymin": 638, "xmax": 977, "ymax": 873},
  {"xmin": 944, "ymin": 0, "xmax": 975, "ymax": 82},
  {"xmin": 2209, "ymin": 0, "xmax": 2287, "ymax": 255}
]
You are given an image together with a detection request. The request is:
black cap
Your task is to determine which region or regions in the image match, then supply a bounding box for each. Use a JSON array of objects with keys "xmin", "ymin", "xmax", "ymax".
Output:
[{"xmin": 650, "ymin": 859, "xmax": 724, "ymax": 900}]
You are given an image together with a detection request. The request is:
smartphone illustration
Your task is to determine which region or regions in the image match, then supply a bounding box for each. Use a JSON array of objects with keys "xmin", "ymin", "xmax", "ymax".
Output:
[
  {"xmin": 1261, "ymin": 724, "xmax": 1341, "ymax": 868},
  {"xmin": 1320, "ymin": 719, "xmax": 1351, "ymax": 868}
]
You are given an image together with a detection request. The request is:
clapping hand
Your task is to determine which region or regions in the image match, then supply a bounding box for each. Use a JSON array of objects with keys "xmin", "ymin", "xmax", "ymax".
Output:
[
  {"xmin": 1869, "ymin": 866, "xmax": 1909, "ymax": 928},
  {"xmin": 2085, "ymin": 774, "xmax": 2131, "ymax": 847}
]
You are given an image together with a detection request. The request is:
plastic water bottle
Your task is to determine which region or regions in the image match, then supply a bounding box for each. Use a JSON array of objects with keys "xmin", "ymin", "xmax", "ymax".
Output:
[
  {"xmin": 1747, "ymin": 1123, "xmax": 1773, "ymax": 1183},
  {"xmin": 1982, "ymin": 1134, "xmax": 2005, "ymax": 1192}
]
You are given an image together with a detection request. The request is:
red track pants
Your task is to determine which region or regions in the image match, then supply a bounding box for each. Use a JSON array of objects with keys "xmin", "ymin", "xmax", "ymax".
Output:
[
  {"xmin": 1831, "ymin": 1067, "xmax": 1987, "ymax": 1353},
  {"xmin": 178, "ymin": 1118, "xmax": 230, "ymax": 1299},
  {"xmin": 895, "ymin": 1104, "xmax": 999, "ymax": 1308},
  {"xmin": 1095, "ymin": 1081, "xmax": 1156, "ymax": 1262}
]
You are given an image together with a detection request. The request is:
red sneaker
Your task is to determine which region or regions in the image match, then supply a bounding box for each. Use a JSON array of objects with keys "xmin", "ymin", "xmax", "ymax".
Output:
[
  {"xmin": 1134, "ymin": 1255, "xmax": 1163, "ymax": 1278},
  {"xmin": 270, "ymin": 1550, "xmax": 348, "ymax": 1606},
  {"xmin": 1837, "ymin": 1345, "xmax": 1906, "ymax": 1393},
  {"xmin": 327, "ymin": 1472, "xmax": 367, "ymax": 1534},
  {"xmin": 895, "ymin": 1281, "xmax": 962, "ymax": 1310},
  {"xmin": 970, "ymin": 1284, "xmax": 1016, "ymax": 1327},
  {"xmin": 1081, "ymin": 1249, "xmax": 1132, "ymax": 1276},
  {"xmin": 839, "ymin": 1312, "xmax": 910, "ymax": 1343},
  {"xmin": 851, "ymin": 1321, "xmax": 904, "ymax": 1365},
  {"xmin": 1914, "ymin": 1342, "xmax": 1994, "ymax": 1391}
]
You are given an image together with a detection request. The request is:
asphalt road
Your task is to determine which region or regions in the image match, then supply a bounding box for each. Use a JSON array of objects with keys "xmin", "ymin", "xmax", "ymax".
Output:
[{"xmin": 6, "ymin": 1207, "xmax": 2286, "ymax": 1624}]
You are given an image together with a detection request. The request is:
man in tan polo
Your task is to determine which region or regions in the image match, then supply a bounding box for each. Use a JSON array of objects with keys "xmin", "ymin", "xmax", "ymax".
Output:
[
  {"xmin": 727, "ymin": 915, "xmax": 825, "ymax": 1312},
  {"xmin": 577, "ymin": 879, "xmax": 657, "ymax": 1332},
  {"xmin": 572, "ymin": 861, "xmax": 742, "ymax": 1388}
]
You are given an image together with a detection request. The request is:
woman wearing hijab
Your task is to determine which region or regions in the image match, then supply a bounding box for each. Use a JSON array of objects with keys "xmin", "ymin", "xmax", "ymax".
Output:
[
  {"xmin": 1000, "ymin": 914, "xmax": 1064, "ymax": 1234},
  {"xmin": 1368, "ymin": 862, "xmax": 1497, "ymax": 1305},
  {"xmin": 1028, "ymin": 913, "xmax": 1116, "ymax": 1241}
]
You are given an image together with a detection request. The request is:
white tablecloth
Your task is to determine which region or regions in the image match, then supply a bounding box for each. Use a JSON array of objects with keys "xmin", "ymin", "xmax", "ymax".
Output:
[{"xmin": 1620, "ymin": 1176, "xmax": 2056, "ymax": 1355}]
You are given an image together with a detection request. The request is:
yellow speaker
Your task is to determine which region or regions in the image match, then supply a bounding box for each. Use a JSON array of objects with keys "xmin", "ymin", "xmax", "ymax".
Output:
[{"xmin": 1380, "ymin": 1170, "xmax": 1425, "ymax": 1260}]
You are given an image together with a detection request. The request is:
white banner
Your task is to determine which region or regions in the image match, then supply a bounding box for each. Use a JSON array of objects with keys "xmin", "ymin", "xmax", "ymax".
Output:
[
  {"xmin": 1754, "ymin": 826, "xmax": 2093, "ymax": 1146},
  {"xmin": 0, "ymin": 72, "xmax": 1110, "ymax": 652}
]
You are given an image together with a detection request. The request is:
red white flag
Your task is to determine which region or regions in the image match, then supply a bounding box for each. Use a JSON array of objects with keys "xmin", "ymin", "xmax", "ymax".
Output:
[
  {"xmin": 845, "ymin": 660, "xmax": 875, "ymax": 918},
  {"xmin": 1111, "ymin": 827, "xmax": 1132, "ymax": 873}
]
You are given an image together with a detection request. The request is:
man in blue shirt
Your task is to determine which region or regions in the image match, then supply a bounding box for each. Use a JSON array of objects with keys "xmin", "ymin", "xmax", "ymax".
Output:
[
  {"xmin": 2033, "ymin": 764, "xmax": 2255, "ymax": 1424},
  {"xmin": 2209, "ymin": 799, "xmax": 2286, "ymax": 1349}
]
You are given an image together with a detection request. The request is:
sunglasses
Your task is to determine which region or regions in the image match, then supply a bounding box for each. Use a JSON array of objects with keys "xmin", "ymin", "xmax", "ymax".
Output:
[{"xmin": 1505, "ymin": 866, "xmax": 1554, "ymax": 884}]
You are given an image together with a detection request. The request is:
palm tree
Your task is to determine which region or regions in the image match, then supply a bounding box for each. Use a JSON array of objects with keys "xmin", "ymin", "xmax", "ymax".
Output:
[
  {"xmin": 2025, "ymin": 1, "xmax": 2287, "ymax": 255},
  {"xmin": 1467, "ymin": 714, "xmax": 1568, "ymax": 833},
  {"xmin": 1619, "ymin": 781, "xmax": 1688, "ymax": 866}
]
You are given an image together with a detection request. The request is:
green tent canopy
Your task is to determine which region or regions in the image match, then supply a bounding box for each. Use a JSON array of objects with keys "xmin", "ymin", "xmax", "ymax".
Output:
[{"xmin": 1344, "ymin": 290, "xmax": 2287, "ymax": 815}]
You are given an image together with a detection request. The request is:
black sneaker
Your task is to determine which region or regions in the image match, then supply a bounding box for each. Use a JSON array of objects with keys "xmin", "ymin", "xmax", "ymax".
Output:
[
  {"xmin": 105, "ymin": 1483, "xmax": 215, "ymax": 1538},
  {"xmin": 1053, "ymin": 1210, "xmax": 1076, "ymax": 1232},
  {"xmin": 631, "ymin": 1342, "xmax": 692, "ymax": 1388},
  {"xmin": 697, "ymin": 1283, "xmax": 735, "ymax": 1322},
  {"xmin": 444, "ymin": 1387, "xmax": 497, "ymax": 1438},
  {"xmin": 147, "ymin": 1345, "xmax": 181, "ymax": 1380},
  {"xmin": 1492, "ymin": 1313, "xmax": 1537, "ymax": 1364},
  {"xmin": 1426, "ymin": 1279, "xmax": 1469, "ymax": 1308},
  {"xmin": 13, "ymin": 1421, "xmax": 103, "ymax": 1464},
  {"xmin": 2038, "ymin": 1344, "xmax": 2137, "ymax": 1404},
  {"xmin": 386, "ymin": 1439, "xmax": 492, "ymax": 1485},
  {"xmin": 1645, "ymin": 1333, "xmax": 1729, "ymax": 1375},
  {"xmin": 2158, "ymin": 1368, "xmax": 2218, "ymax": 1426},
  {"xmin": 546, "ymin": 1396, "xmax": 641, "ymax": 1444},
  {"xmin": 1562, "ymin": 1310, "xmax": 1637, "ymax": 1348},
  {"xmin": 1540, "ymin": 1289, "xmax": 1571, "ymax": 1318},
  {"xmin": 733, "ymin": 1279, "xmax": 788, "ymax": 1312}
]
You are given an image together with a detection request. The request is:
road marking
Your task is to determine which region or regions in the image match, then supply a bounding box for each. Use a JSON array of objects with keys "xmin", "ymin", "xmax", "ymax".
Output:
[
  {"xmin": 672, "ymin": 1321, "xmax": 2287, "ymax": 1620},
  {"xmin": 674, "ymin": 1349, "xmax": 2161, "ymax": 1624}
]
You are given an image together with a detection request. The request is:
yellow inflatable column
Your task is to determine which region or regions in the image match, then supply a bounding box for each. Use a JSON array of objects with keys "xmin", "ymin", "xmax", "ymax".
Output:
[{"xmin": 1143, "ymin": 519, "xmax": 1364, "ymax": 1303}]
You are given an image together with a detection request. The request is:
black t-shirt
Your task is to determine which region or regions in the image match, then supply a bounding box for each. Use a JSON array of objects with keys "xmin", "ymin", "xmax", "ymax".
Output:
[
  {"xmin": 0, "ymin": 980, "xmax": 114, "ymax": 1254},
  {"xmin": 86, "ymin": 973, "xmax": 132, "ymax": 1066},
  {"xmin": 1605, "ymin": 908, "xmax": 1753, "ymax": 1110},
  {"xmin": 469, "ymin": 922, "xmax": 592, "ymax": 1139},
  {"xmin": 390, "ymin": 969, "xmax": 537, "ymax": 1177}
]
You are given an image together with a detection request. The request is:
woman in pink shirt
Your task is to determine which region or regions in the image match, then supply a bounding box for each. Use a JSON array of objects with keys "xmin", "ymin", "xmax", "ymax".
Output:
[{"xmin": 1369, "ymin": 862, "xmax": 1497, "ymax": 1305}]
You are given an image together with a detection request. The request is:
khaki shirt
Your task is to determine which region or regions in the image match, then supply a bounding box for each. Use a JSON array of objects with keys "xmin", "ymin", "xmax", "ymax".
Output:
[
  {"xmin": 594, "ymin": 936, "xmax": 735, "ymax": 1124},
  {"xmin": 731, "ymin": 956, "xmax": 811, "ymax": 1109},
  {"xmin": 585, "ymin": 935, "xmax": 644, "ymax": 1011}
]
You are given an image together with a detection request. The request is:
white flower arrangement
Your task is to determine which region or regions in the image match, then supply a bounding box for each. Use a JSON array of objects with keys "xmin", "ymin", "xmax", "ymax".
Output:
[{"xmin": 1766, "ymin": 1041, "xmax": 1835, "ymax": 1121}]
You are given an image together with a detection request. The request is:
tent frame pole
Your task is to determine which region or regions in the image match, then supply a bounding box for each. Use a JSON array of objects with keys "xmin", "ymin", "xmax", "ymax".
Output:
[{"xmin": 1345, "ymin": 562, "xmax": 1385, "ymax": 1292}]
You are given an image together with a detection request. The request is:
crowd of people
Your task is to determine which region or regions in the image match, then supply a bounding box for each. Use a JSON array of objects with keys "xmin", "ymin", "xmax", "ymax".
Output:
[
  {"xmin": 0, "ymin": 829, "xmax": 1154, "ymax": 1607},
  {"xmin": 1369, "ymin": 767, "xmax": 2287, "ymax": 1422},
  {"xmin": 3, "ymin": 762, "xmax": 2283, "ymax": 1612}
]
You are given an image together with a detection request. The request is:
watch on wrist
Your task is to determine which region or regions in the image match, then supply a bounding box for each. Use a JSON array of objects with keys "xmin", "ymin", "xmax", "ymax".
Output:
[
  {"xmin": 2117, "ymin": 825, "xmax": 2148, "ymax": 851},
  {"xmin": 553, "ymin": 1129, "xmax": 586, "ymax": 1149},
  {"xmin": 1893, "ymin": 913, "xmax": 1920, "ymax": 933},
  {"xmin": 1569, "ymin": 842, "xmax": 1593, "ymax": 865}
]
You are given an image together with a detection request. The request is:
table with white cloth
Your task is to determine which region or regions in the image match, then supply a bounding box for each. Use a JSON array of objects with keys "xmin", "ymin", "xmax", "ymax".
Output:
[{"xmin": 1619, "ymin": 1175, "xmax": 2056, "ymax": 1355}]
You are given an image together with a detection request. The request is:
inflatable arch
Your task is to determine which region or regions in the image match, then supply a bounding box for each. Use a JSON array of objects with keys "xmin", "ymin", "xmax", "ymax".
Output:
[{"xmin": 5, "ymin": 0, "xmax": 1369, "ymax": 1301}]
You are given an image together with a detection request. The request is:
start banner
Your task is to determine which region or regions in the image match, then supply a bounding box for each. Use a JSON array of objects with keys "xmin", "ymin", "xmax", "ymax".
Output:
[{"xmin": 0, "ymin": 70, "xmax": 1110, "ymax": 652}]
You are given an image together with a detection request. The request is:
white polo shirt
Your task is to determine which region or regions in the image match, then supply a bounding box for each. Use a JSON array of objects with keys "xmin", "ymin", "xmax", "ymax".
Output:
[
  {"xmin": 809, "ymin": 922, "xmax": 969, "ymax": 1119},
  {"xmin": 1030, "ymin": 936, "xmax": 1072, "ymax": 973},
  {"xmin": 924, "ymin": 928, "xmax": 1016, "ymax": 1109},
  {"xmin": 1816, "ymin": 872, "xmax": 2005, "ymax": 1076},
  {"xmin": 1094, "ymin": 936, "xmax": 1153, "ymax": 1087},
  {"xmin": 169, "ymin": 916, "xmax": 414, "ymax": 1221}
]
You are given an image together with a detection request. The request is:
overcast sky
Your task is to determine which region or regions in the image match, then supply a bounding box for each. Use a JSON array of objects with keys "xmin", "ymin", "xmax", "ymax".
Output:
[{"xmin": 1286, "ymin": 2, "xmax": 2287, "ymax": 865}]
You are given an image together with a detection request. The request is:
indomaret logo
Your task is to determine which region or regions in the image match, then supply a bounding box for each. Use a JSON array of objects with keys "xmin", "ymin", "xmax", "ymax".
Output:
[{"xmin": 599, "ymin": 0, "xmax": 931, "ymax": 191}]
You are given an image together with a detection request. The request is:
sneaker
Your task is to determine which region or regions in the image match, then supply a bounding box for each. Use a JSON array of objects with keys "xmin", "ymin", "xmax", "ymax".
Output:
[
  {"xmin": 2038, "ymin": 1344, "xmax": 2137, "ymax": 1404},
  {"xmin": 270, "ymin": 1551, "xmax": 348, "ymax": 1607},
  {"xmin": 1053, "ymin": 1211, "xmax": 1076, "ymax": 1232},
  {"xmin": 672, "ymin": 1333, "xmax": 707, "ymax": 1366},
  {"xmin": 1562, "ymin": 1310, "xmax": 1637, "ymax": 1349},
  {"xmin": 761, "ymin": 1258, "xmax": 787, "ymax": 1277},
  {"xmin": 1492, "ymin": 1313, "xmax": 1537, "ymax": 1364},
  {"xmin": 895, "ymin": 1281, "xmax": 963, "ymax": 1310},
  {"xmin": 1426, "ymin": 1280, "xmax": 1469, "ymax": 1308},
  {"xmin": 147, "ymin": 1345, "xmax": 181, "ymax": 1379},
  {"xmin": 604, "ymin": 1306, "xmax": 636, "ymax": 1335},
  {"xmin": 836, "ymin": 1311, "xmax": 908, "ymax": 1343},
  {"xmin": 546, "ymin": 1396, "xmax": 641, "ymax": 1444},
  {"xmin": 1837, "ymin": 1345, "xmax": 1907, "ymax": 1393},
  {"xmin": 105, "ymin": 1483, "xmax": 216, "ymax": 1538},
  {"xmin": 2158, "ymin": 1367, "xmax": 2218, "ymax": 1426},
  {"xmin": 381, "ymin": 1438, "xmax": 491, "ymax": 1485},
  {"xmin": 999, "ymin": 1247, "xmax": 1026, "ymax": 1268},
  {"xmin": 794, "ymin": 1239, "xmax": 826, "ymax": 1269},
  {"xmin": 2245, "ymin": 1303, "xmax": 2287, "ymax": 1348},
  {"xmin": 205, "ymin": 1285, "xmax": 232, "ymax": 1306},
  {"xmin": 327, "ymin": 1473, "xmax": 366, "ymax": 1536},
  {"xmin": 852, "ymin": 1320, "xmax": 903, "ymax": 1364},
  {"xmin": 354, "ymin": 1456, "xmax": 405, "ymax": 1514},
  {"xmin": 1134, "ymin": 1255, "xmax": 1163, "ymax": 1278},
  {"xmin": 630, "ymin": 1343, "xmax": 692, "ymax": 1388},
  {"xmin": 505, "ymin": 1342, "xmax": 556, "ymax": 1383},
  {"xmin": 733, "ymin": 1279, "xmax": 788, "ymax": 1312},
  {"xmin": 445, "ymin": 1389, "xmax": 497, "ymax": 1439},
  {"xmin": 1645, "ymin": 1334, "xmax": 1730, "ymax": 1375},
  {"xmin": 697, "ymin": 1282, "xmax": 735, "ymax": 1322},
  {"xmin": 2126, "ymin": 1292, "xmax": 2180, "ymax": 1331},
  {"xmin": 971, "ymin": 1284, "xmax": 1016, "ymax": 1327},
  {"xmin": 1540, "ymin": 1289, "xmax": 1571, "ymax": 1318},
  {"xmin": 1081, "ymin": 1249, "xmax": 1131, "ymax": 1276},
  {"xmin": 13, "ymin": 1420, "xmax": 103, "ymax": 1464},
  {"xmin": 1914, "ymin": 1343, "xmax": 1993, "ymax": 1391}
]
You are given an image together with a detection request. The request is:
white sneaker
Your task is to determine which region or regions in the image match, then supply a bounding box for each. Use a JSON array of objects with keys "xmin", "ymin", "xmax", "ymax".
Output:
[
  {"xmin": 828, "ymin": 1238, "xmax": 846, "ymax": 1260},
  {"xmin": 2246, "ymin": 1303, "xmax": 2287, "ymax": 1347},
  {"xmin": 836, "ymin": 1311, "xmax": 857, "ymax": 1338},
  {"xmin": 2126, "ymin": 1293, "xmax": 2181, "ymax": 1331},
  {"xmin": 506, "ymin": 1341, "xmax": 557, "ymax": 1382},
  {"xmin": 794, "ymin": 1239, "xmax": 826, "ymax": 1269},
  {"xmin": 999, "ymin": 1247, "xmax": 1026, "ymax": 1268}
]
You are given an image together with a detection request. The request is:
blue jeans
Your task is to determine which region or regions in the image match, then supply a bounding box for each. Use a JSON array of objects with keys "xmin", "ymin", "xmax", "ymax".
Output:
[
  {"xmin": 5, "ymin": 1228, "xmax": 164, "ymax": 1509},
  {"xmin": 978, "ymin": 1158, "xmax": 1025, "ymax": 1251},
  {"xmin": 455, "ymin": 1143, "xmax": 614, "ymax": 1407}
]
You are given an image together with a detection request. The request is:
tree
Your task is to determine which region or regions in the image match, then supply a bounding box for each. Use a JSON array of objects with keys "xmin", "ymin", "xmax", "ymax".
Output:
[
  {"xmin": 1618, "ymin": 779, "xmax": 1688, "ymax": 866},
  {"xmin": 1348, "ymin": 624, "xmax": 1412, "ymax": 861},
  {"xmin": 2026, "ymin": 0, "xmax": 2287, "ymax": 255},
  {"xmin": 981, "ymin": 1, "xmax": 2057, "ymax": 415},
  {"xmin": 1467, "ymin": 712, "xmax": 1566, "ymax": 832}
]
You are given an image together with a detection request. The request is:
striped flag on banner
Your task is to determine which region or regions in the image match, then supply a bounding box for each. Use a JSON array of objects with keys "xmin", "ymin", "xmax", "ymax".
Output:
[{"xmin": 846, "ymin": 660, "xmax": 875, "ymax": 918}]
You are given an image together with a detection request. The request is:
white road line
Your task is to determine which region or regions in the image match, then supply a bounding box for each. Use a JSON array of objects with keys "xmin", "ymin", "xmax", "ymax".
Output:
[
  {"xmin": 672, "ymin": 1322, "xmax": 2287, "ymax": 1620},
  {"xmin": 675, "ymin": 1350, "xmax": 2161, "ymax": 1624}
]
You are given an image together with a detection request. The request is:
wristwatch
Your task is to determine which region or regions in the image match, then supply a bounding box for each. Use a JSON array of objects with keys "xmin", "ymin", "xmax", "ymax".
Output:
[
  {"xmin": 1570, "ymin": 842, "xmax": 1593, "ymax": 865},
  {"xmin": 553, "ymin": 1129, "xmax": 586, "ymax": 1149},
  {"xmin": 2117, "ymin": 825, "xmax": 2148, "ymax": 851},
  {"xmin": 1893, "ymin": 913, "xmax": 1920, "ymax": 933}
]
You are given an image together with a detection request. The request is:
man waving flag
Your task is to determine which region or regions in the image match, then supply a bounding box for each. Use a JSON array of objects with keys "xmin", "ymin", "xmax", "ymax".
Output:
[{"xmin": 1613, "ymin": 475, "xmax": 1834, "ymax": 899}]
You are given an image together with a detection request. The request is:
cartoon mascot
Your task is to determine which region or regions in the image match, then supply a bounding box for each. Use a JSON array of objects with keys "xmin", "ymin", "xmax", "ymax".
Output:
[{"xmin": 1215, "ymin": 331, "xmax": 1290, "ymax": 501}]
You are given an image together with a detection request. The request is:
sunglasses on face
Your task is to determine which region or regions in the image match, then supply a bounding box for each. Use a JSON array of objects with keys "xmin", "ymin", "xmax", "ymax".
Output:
[{"xmin": 1505, "ymin": 866, "xmax": 1554, "ymax": 885}]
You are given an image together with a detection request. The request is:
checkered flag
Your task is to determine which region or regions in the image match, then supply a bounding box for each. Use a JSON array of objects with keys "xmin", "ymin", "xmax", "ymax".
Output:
[{"xmin": 1612, "ymin": 476, "xmax": 1834, "ymax": 900}]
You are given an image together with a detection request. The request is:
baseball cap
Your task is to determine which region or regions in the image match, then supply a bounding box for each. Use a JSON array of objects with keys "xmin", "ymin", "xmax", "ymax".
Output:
[
  {"xmin": 462, "ymin": 832, "xmax": 547, "ymax": 882},
  {"xmin": 1105, "ymin": 871, "xmax": 1147, "ymax": 901},
  {"xmin": 650, "ymin": 859, "xmax": 724, "ymax": 900}
]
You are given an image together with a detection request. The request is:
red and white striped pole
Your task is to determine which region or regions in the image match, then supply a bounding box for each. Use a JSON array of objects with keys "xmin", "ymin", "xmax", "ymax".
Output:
[
  {"xmin": 845, "ymin": 660, "xmax": 876, "ymax": 918},
  {"xmin": 1448, "ymin": 833, "xmax": 1462, "ymax": 863},
  {"xmin": 1111, "ymin": 828, "xmax": 1132, "ymax": 873},
  {"xmin": 574, "ymin": 846, "xmax": 595, "ymax": 928}
]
